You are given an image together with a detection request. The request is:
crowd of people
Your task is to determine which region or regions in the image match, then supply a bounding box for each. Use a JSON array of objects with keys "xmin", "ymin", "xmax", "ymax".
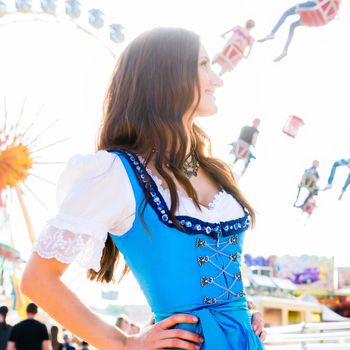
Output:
[
  {"xmin": 0, "ymin": 303, "xmax": 141, "ymax": 350},
  {"xmin": 115, "ymin": 314, "xmax": 141, "ymax": 335},
  {"xmin": 0, "ymin": 287, "xmax": 265, "ymax": 350},
  {"xmin": 1, "ymin": 300, "xmax": 264, "ymax": 349}
]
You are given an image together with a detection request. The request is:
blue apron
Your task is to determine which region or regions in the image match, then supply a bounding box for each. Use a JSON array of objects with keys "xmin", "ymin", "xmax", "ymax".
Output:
[{"xmin": 110, "ymin": 150, "xmax": 264, "ymax": 350}]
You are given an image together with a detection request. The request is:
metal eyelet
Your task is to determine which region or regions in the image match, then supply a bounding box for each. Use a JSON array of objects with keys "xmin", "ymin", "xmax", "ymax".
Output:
[
  {"xmin": 231, "ymin": 252, "xmax": 238, "ymax": 261},
  {"xmin": 235, "ymin": 272, "xmax": 242, "ymax": 280},
  {"xmin": 195, "ymin": 238, "xmax": 207, "ymax": 248},
  {"xmin": 204, "ymin": 297, "xmax": 217, "ymax": 304},
  {"xmin": 229, "ymin": 235, "xmax": 238, "ymax": 244},
  {"xmin": 201, "ymin": 277, "xmax": 214, "ymax": 287},
  {"xmin": 198, "ymin": 256, "xmax": 209, "ymax": 266},
  {"xmin": 235, "ymin": 290, "xmax": 245, "ymax": 298}
]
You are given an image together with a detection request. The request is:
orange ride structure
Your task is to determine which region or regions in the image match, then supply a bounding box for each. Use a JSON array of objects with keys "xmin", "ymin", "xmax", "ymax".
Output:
[
  {"xmin": 0, "ymin": 1, "xmax": 125, "ymax": 316},
  {"xmin": 0, "ymin": 1, "xmax": 126, "ymax": 246},
  {"xmin": 0, "ymin": 100, "xmax": 65, "ymax": 246}
]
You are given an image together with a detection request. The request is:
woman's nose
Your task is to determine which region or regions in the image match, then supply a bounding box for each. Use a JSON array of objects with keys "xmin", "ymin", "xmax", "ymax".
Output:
[{"xmin": 213, "ymin": 73, "xmax": 224, "ymax": 88}]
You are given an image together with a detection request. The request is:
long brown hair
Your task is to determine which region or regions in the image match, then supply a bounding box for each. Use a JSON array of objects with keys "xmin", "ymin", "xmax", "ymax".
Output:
[{"xmin": 87, "ymin": 27, "xmax": 256, "ymax": 283}]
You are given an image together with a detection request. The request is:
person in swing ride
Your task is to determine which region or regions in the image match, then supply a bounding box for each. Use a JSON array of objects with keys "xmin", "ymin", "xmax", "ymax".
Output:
[{"xmin": 258, "ymin": 0, "xmax": 341, "ymax": 61}]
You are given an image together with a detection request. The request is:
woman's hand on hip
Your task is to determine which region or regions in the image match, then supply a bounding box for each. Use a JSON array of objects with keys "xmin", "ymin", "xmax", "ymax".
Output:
[
  {"xmin": 125, "ymin": 313, "xmax": 204, "ymax": 349},
  {"xmin": 251, "ymin": 311, "xmax": 266, "ymax": 341},
  {"xmin": 248, "ymin": 300, "xmax": 266, "ymax": 342}
]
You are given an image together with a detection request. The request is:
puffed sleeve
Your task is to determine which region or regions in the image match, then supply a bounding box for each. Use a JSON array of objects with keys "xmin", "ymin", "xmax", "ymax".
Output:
[{"xmin": 33, "ymin": 150, "xmax": 135, "ymax": 271}]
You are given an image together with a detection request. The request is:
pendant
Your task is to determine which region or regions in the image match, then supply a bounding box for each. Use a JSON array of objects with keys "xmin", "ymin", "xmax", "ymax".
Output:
[{"xmin": 183, "ymin": 151, "xmax": 199, "ymax": 178}]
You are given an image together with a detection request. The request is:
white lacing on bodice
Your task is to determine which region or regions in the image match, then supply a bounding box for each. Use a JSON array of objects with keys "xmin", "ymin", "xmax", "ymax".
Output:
[{"xmin": 196, "ymin": 236, "xmax": 245, "ymax": 305}]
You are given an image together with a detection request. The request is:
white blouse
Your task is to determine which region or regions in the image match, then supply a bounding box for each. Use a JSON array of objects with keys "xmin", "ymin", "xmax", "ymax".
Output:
[{"xmin": 33, "ymin": 151, "xmax": 245, "ymax": 271}]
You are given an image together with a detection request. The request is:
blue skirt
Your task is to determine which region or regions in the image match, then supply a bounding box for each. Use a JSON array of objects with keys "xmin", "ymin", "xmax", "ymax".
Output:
[{"xmin": 155, "ymin": 299, "xmax": 265, "ymax": 350}]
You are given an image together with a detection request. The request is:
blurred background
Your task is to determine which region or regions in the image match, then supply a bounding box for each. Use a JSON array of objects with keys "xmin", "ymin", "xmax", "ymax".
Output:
[{"xmin": 0, "ymin": 0, "xmax": 350, "ymax": 348}]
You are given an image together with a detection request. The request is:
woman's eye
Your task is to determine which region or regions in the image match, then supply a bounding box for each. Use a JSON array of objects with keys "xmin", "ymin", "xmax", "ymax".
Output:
[{"xmin": 201, "ymin": 60, "xmax": 209, "ymax": 67}]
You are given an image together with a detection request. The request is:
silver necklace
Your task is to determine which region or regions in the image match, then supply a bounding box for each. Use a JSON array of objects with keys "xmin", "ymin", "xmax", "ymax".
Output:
[{"xmin": 182, "ymin": 150, "xmax": 199, "ymax": 178}]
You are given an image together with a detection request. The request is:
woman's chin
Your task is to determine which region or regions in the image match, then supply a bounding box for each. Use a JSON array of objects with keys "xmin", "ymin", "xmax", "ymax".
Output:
[
  {"xmin": 196, "ymin": 106, "xmax": 218, "ymax": 117},
  {"xmin": 195, "ymin": 104, "xmax": 218, "ymax": 117}
]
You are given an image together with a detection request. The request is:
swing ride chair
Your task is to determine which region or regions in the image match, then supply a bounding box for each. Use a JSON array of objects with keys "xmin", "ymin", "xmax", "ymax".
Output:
[
  {"xmin": 217, "ymin": 44, "xmax": 245, "ymax": 71},
  {"xmin": 299, "ymin": 173, "xmax": 318, "ymax": 193},
  {"xmin": 233, "ymin": 140, "xmax": 250, "ymax": 161},
  {"xmin": 214, "ymin": 28, "xmax": 252, "ymax": 72},
  {"xmin": 297, "ymin": 0, "xmax": 340, "ymax": 27},
  {"xmin": 282, "ymin": 115, "xmax": 304, "ymax": 138}
]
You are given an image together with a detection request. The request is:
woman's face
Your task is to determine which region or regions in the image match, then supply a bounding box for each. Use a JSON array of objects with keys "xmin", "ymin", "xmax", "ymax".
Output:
[{"xmin": 193, "ymin": 45, "xmax": 223, "ymax": 117}]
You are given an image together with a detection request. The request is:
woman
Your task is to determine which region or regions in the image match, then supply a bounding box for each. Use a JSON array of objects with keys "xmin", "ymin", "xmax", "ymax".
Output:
[
  {"xmin": 21, "ymin": 27, "xmax": 265, "ymax": 349},
  {"xmin": 50, "ymin": 326, "xmax": 63, "ymax": 350}
]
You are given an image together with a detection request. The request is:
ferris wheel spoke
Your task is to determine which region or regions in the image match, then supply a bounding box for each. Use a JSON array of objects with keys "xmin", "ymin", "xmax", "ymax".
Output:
[
  {"xmin": 19, "ymin": 104, "xmax": 45, "ymax": 138},
  {"xmin": 28, "ymin": 172, "xmax": 56, "ymax": 186},
  {"xmin": 31, "ymin": 137, "xmax": 69, "ymax": 154},
  {"xmin": 11, "ymin": 97, "xmax": 27, "ymax": 135},
  {"xmin": 32, "ymin": 161, "xmax": 64, "ymax": 165},
  {"xmin": 26, "ymin": 118, "xmax": 60, "ymax": 147},
  {"xmin": 22, "ymin": 182, "xmax": 48, "ymax": 210},
  {"xmin": 14, "ymin": 185, "xmax": 36, "ymax": 245},
  {"xmin": 1, "ymin": 97, "xmax": 8, "ymax": 134}
]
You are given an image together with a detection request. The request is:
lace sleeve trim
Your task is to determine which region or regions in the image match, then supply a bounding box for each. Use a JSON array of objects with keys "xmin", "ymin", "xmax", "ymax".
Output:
[{"xmin": 33, "ymin": 224, "xmax": 107, "ymax": 272}]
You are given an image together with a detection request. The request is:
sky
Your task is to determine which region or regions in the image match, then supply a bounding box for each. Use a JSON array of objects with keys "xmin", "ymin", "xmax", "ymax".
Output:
[{"xmin": 0, "ymin": 0, "xmax": 350, "ymax": 308}]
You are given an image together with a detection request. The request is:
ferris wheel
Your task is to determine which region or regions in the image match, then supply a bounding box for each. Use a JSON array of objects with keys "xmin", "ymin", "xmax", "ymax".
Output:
[
  {"xmin": 0, "ymin": 1, "xmax": 126, "ymax": 249},
  {"xmin": 0, "ymin": 0, "xmax": 125, "ymax": 58}
]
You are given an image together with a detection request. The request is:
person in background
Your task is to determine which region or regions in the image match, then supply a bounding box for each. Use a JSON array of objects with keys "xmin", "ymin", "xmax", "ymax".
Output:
[
  {"xmin": 236, "ymin": 118, "xmax": 261, "ymax": 151},
  {"xmin": 231, "ymin": 118, "xmax": 261, "ymax": 175},
  {"xmin": 323, "ymin": 158, "xmax": 350, "ymax": 200},
  {"xmin": 294, "ymin": 160, "xmax": 320, "ymax": 207},
  {"xmin": 7, "ymin": 303, "xmax": 49, "ymax": 350},
  {"xmin": 128, "ymin": 323, "xmax": 141, "ymax": 335},
  {"xmin": 338, "ymin": 171, "xmax": 350, "ymax": 200},
  {"xmin": 213, "ymin": 19, "xmax": 255, "ymax": 75},
  {"xmin": 257, "ymin": 1, "xmax": 340, "ymax": 61},
  {"xmin": 50, "ymin": 325, "xmax": 63, "ymax": 350},
  {"xmin": 80, "ymin": 341, "xmax": 89, "ymax": 350},
  {"xmin": 115, "ymin": 314, "xmax": 130, "ymax": 334},
  {"xmin": 0, "ymin": 306, "xmax": 12, "ymax": 350},
  {"xmin": 62, "ymin": 333, "xmax": 76, "ymax": 350}
]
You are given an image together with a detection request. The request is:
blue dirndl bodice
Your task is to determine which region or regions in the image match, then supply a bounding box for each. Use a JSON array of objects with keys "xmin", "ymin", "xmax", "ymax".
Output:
[{"xmin": 110, "ymin": 150, "xmax": 264, "ymax": 350}]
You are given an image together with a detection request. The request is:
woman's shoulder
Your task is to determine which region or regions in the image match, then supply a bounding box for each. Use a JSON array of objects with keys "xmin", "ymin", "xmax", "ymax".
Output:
[
  {"xmin": 65, "ymin": 150, "xmax": 119, "ymax": 174},
  {"xmin": 59, "ymin": 150, "xmax": 130, "ymax": 184},
  {"xmin": 56, "ymin": 150, "xmax": 130, "ymax": 205}
]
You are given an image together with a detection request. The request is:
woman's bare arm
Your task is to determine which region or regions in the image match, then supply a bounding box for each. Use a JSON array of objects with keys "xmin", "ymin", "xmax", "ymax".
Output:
[
  {"xmin": 21, "ymin": 253, "xmax": 203, "ymax": 350},
  {"xmin": 21, "ymin": 253, "xmax": 126, "ymax": 350}
]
